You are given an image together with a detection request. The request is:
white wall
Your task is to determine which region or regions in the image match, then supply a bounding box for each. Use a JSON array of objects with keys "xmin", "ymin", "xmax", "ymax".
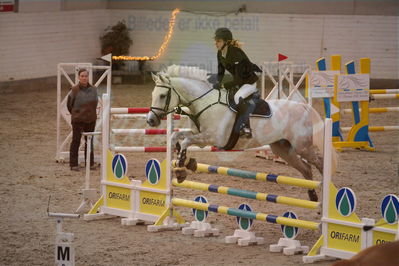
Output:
[
  {"xmin": 0, "ymin": 9, "xmax": 397, "ymax": 82},
  {"xmin": 17, "ymin": 0, "xmax": 108, "ymax": 13},
  {"xmin": 108, "ymin": 0, "xmax": 399, "ymax": 16},
  {"xmin": 0, "ymin": 10, "xmax": 110, "ymax": 81},
  {"xmin": 112, "ymin": 10, "xmax": 398, "ymax": 79}
]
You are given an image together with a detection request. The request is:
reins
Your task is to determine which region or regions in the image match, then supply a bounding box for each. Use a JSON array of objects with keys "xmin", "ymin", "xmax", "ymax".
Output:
[{"xmin": 150, "ymin": 82, "xmax": 227, "ymax": 131}]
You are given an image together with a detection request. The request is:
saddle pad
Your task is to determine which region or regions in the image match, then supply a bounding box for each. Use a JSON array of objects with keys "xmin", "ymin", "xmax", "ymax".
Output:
[{"xmin": 228, "ymin": 91, "xmax": 272, "ymax": 118}]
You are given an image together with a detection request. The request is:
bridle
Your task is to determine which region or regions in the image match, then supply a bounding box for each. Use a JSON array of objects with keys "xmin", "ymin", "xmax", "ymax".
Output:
[
  {"xmin": 150, "ymin": 79, "xmax": 227, "ymax": 131},
  {"xmin": 149, "ymin": 84, "xmax": 181, "ymax": 122}
]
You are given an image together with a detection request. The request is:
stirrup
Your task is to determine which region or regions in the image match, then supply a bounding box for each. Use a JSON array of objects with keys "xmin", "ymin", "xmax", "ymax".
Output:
[{"xmin": 240, "ymin": 127, "xmax": 252, "ymax": 138}]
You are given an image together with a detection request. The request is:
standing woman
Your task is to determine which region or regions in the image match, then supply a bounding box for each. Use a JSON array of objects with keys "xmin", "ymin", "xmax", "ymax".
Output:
[
  {"xmin": 67, "ymin": 69, "xmax": 98, "ymax": 171},
  {"xmin": 213, "ymin": 27, "xmax": 261, "ymax": 137}
]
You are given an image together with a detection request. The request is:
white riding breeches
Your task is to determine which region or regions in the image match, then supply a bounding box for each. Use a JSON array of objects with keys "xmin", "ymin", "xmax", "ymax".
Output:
[{"xmin": 234, "ymin": 83, "xmax": 257, "ymax": 104}]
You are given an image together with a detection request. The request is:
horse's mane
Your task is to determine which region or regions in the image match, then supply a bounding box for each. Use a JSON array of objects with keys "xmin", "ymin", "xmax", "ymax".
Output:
[{"xmin": 162, "ymin": 65, "xmax": 210, "ymax": 85}]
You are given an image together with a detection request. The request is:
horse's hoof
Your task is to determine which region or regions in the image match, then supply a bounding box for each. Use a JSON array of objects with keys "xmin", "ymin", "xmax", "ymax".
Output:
[
  {"xmin": 186, "ymin": 158, "xmax": 197, "ymax": 172},
  {"xmin": 308, "ymin": 189, "xmax": 319, "ymax": 202},
  {"xmin": 174, "ymin": 167, "xmax": 187, "ymax": 183},
  {"xmin": 175, "ymin": 142, "xmax": 181, "ymax": 154}
]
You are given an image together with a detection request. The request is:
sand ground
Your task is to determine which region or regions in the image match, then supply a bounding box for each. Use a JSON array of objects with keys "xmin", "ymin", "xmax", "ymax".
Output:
[{"xmin": 0, "ymin": 81, "xmax": 398, "ymax": 266}]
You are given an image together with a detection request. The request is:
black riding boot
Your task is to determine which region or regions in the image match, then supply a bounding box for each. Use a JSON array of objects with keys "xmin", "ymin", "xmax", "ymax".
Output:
[{"xmin": 237, "ymin": 98, "xmax": 255, "ymax": 138}]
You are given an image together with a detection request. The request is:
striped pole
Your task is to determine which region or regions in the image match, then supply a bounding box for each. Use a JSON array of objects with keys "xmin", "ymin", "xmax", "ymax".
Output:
[
  {"xmin": 111, "ymin": 107, "xmax": 150, "ymax": 114},
  {"xmin": 112, "ymin": 128, "xmax": 192, "ymax": 135},
  {"xmin": 172, "ymin": 178, "xmax": 320, "ymax": 209},
  {"xmin": 341, "ymin": 126, "xmax": 399, "ymax": 132},
  {"xmin": 172, "ymin": 198, "xmax": 320, "ymax": 230},
  {"xmin": 175, "ymin": 161, "xmax": 321, "ymax": 189},
  {"xmin": 343, "ymin": 107, "xmax": 399, "ymax": 114},
  {"xmin": 372, "ymin": 94, "xmax": 399, "ymax": 100},
  {"xmin": 112, "ymin": 114, "xmax": 183, "ymax": 120},
  {"xmin": 370, "ymin": 89, "xmax": 399, "ymax": 94},
  {"xmin": 113, "ymin": 145, "xmax": 271, "ymax": 153}
]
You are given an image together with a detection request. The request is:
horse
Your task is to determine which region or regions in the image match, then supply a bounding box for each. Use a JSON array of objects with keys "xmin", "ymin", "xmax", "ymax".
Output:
[
  {"xmin": 331, "ymin": 240, "xmax": 399, "ymax": 266},
  {"xmin": 147, "ymin": 65, "xmax": 336, "ymax": 202}
]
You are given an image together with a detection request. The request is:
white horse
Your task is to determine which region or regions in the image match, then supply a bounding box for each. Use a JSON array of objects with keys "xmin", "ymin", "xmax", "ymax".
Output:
[{"xmin": 147, "ymin": 65, "xmax": 335, "ymax": 201}]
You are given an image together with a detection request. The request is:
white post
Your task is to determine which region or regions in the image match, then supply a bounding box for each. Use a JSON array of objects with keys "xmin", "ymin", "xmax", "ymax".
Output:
[
  {"xmin": 56, "ymin": 65, "xmax": 62, "ymax": 161},
  {"xmin": 166, "ymin": 112, "xmax": 173, "ymax": 205},
  {"xmin": 75, "ymin": 132, "xmax": 101, "ymax": 213},
  {"xmin": 261, "ymin": 63, "xmax": 265, "ymax": 99},
  {"xmin": 102, "ymin": 94, "xmax": 110, "ymax": 197},
  {"xmin": 48, "ymin": 213, "xmax": 79, "ymax": 266},
  {"xmin": 289, "ymin": 64, "xmax": 294, "ymax": 94},
  {"xmin": 278, "ymin": 63, "xmax": 281, "ymax": 99},
  {"xmin": 322, "ymin": 118, "xmax": 333, "ymax": 249},
  {"xmin": 89, "ymin": 67, "xmax": 93, "ymax": 85},
  {"xmin": 85, "ymin": 135, "xmax": 92, "ymax": 189},
  {"xmin": 106, "ymin": 69, "xmax": 112, "ymax": 95}
]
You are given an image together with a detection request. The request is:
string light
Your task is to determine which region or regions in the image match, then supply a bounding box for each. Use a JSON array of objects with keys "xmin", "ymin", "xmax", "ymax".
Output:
[{"xmin": 112, "ymin": 8, "xmax": 180, "ymax": 61}]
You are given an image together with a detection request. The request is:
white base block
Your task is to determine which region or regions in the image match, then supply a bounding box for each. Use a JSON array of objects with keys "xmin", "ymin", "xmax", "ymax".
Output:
[
  {"xmin": 121, "ymin": 218, "xmax": 146, "ymax": 226},
  {"xmin": 83, "ymin": 213, "xmax": 114, "ymax": 221},
  {"xmin": 182, "ymin": 221, "xmax": 220, "ymax": 237},
  {"xmin": 147, "ymin": 217, "xmax": 189, "ymax": 232},
  {"xmin": 225, "ymin": 229, "xmax": 264, "ymax": 246},
  {"xmin": 270, "ymin": 238, "xmax": 309, "ymax": 255},
  {"xmin": 303, "ymin": 254, "xmax": 335, "ymax": 264}
]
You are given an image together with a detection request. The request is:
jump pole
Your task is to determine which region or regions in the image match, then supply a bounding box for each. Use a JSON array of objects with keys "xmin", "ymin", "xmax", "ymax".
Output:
[
  {"xmin": 171, "ymin": 198, "xmax": 320, "ymax": 230},
  {"xmin": 148, "ymin": 122, "xmax": 329, "ymax": 236},
  {"xmin": 112, "ymin": 145, "xmax": 271, "ymax": 153},
  {"xmin": 341, "ymin": 126, "xmax": 399, "ymax": 132},
  {"xmin": 372, "ymin": 94, "xmax": 399, "ymax": 100},
  {"xmin": 174, "ymin": 160, "xmax": 320, "ymax": 189},
  {"xmin": 343, "ymin": 107, "xmax": 399, "ymax": 114},
  {"xmin": 84, "ymin": 99, "xmax": 182, "ymax": 226},
  {"xmin": 171, "ymin": 178, "xmax": 320, "ymax": 209},
  {"xmin": 370, "ymin": 89, "xmax": 399, "ymax": 94}
]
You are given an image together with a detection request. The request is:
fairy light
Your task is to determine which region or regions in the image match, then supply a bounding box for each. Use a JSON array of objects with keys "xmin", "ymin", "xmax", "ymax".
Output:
[{"xmin": 112, "ymin": 8, "xmax": 180, "ymax": 61}]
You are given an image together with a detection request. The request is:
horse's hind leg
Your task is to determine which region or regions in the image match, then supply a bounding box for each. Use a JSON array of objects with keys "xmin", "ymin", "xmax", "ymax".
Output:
[
  {"xmin": 297, "ymin": 145, "xmax": 324, "ymax": 175},
  {"xmin": 270, "ymin": 140, "xmax": 318, "ymax": 202}
]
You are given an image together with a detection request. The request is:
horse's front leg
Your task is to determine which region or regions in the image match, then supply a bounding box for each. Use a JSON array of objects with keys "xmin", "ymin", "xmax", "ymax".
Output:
[
  {"xmin": 170, "ymin": 131, "xmax": 186, "ymax": 156},
  {"xmin": 174, "ymin": 133, "xmax": 213, "ymax": 183},
  {"xmin": 170, "ymin": 131, "xmax": 197, "ymax": 182}
]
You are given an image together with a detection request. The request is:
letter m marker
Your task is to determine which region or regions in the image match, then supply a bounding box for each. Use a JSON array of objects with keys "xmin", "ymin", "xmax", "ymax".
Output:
[{"xmin": 55, "ymin": 244, "xmax": 75, "ymax": 266}]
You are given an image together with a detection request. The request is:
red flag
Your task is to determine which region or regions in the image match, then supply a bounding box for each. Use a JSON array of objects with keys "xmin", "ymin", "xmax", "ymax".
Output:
[{"xmin": 278, "ymin": 53, "xmax": 288, "ymax": 62}]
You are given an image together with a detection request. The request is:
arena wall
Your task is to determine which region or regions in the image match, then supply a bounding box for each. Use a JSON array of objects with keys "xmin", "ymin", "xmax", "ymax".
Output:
[
  {"xmin": 0, "ymin": 10, "xmax": 110, "ymax": 82},
  {"xmin": 0, "ymin": 8, "xmax": 397, "ymax": 82},
  {"xmin": 16, "ymin": 0, "xmax": 399, "ymax": 16}
]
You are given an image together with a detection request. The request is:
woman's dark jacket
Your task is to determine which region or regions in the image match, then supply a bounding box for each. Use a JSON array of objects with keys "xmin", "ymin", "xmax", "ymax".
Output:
[
  {"xmin": 67, "ymin": 83, "xmax": 98, "ymax": 123},
  {"xmin": 217, "ymin": 45, "xmax": 261, "ymax": 91}
]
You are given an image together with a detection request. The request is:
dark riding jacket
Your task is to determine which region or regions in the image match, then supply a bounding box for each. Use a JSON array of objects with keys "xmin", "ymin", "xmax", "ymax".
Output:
[
  {"xmin": 67, "ymin": 83, "xmax": 98, "ymax": 123},
  {"xmin": 217, "ymin": 45, "xmax": 260, "ymax": 91}
]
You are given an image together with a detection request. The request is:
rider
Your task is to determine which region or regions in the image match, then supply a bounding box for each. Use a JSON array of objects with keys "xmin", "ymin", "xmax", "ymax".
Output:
[{"xmin": 213, "ymin": 27, "xmax": 260, "ymax": 138}]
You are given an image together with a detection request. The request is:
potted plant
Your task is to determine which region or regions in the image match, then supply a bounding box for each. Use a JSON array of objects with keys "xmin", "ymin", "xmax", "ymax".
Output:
[{"xmin": 100, "ymin": 20, "xmax": 132, "ymax": 70}]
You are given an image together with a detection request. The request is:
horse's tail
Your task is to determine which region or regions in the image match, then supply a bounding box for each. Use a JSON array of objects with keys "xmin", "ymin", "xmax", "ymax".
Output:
[{"xmin": 309, "ymin": 106, "xmax": 338, "ymax": 174}]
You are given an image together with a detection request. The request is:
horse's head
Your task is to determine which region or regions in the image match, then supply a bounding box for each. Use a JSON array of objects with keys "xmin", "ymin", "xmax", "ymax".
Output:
[{"xmin": 147, "ymin": 72, "xmax": 181, "ymax": 127}]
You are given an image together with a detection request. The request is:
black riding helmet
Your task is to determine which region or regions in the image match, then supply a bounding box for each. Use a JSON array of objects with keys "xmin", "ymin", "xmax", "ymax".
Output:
[{"xmin": 214, "ymin": 28, "xmax": 233, "ymax": 41}]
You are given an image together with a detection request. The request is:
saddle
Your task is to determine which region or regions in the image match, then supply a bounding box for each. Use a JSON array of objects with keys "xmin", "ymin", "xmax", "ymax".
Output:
[
  {"xmin": 227, "ymin": 90, "xmax": 271, "ymax": 118},
  {"xmin": 221, "ymin": 91, "xmax": 272, "ymax": 150}
]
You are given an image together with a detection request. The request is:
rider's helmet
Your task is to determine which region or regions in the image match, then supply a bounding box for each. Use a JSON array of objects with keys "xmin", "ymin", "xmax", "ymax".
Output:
[{"xmin": 214, "ymin": 28, "xmax": 233, "ymax": 41}]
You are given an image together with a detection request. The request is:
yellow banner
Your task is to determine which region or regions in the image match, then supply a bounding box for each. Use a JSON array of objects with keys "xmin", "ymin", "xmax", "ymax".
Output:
[
  {"xmin": 106, "ymin": 186, "xmax": 131, "ymax": 210},
  {"xmin": 327, "ymin": 223, "xmax": 362, "ymax": 253},
  {"xmin": 372, "ymin": 230, "xmax": 396, "ymax": 245},
  {"xmin": 140, "ymin": 191, "xmax": 167, "ymax": 216}
]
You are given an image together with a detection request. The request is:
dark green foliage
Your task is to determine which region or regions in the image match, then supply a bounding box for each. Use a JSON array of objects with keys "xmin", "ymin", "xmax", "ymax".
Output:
[{"xmin": 100, "ymin": 20, "xmax": 132, "ymax": 56}]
